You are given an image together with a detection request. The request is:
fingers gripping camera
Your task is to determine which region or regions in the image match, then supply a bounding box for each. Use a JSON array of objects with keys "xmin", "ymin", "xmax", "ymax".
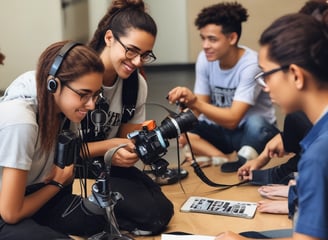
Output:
[{"xmin": 127, "ymin": 109, "xmax": 198, "ymax": 165}]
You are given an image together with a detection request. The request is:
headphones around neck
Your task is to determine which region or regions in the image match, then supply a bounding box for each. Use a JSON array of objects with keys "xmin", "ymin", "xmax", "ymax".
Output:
[{"xmin": 47, "ymin": 42, "xmax": 82, "ymax": 93}]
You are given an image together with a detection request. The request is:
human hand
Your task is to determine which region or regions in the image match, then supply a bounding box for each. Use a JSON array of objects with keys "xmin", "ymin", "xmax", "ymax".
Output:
[
  {"xmin": 257, "ymin": 200, "xmax": 288, "ymax": 214},
  {"xmin": 44, "ymin": 164, "xmax": 75, "ymax": 187},
  {"xmin": 238, "ymin": 134, "xmax": 285, "ymax": 180},
  {"xmin": 167, "ymin": 86, "xmax": 197, "ymax": 108},
  {"xmin": 215, "ymin": 231, "xmax": 247, "ymax": 240},
  {"xmin": 288, "ymin": 179, "xmax": 296, "ymax": 186},
  {"xmin": 110, "ymin": 142, "xmax": 139, "ymax": 167},
  {"xmin": 258, "ymin": 184, "xmax": 289, "ymax": 199},
  {"xmin": 266, "ymin": 134, "xmax": 285, "ymax": 158},
  {"xmin": 237, "ymin": 158, "xmax": 264, "ymax": 180}
]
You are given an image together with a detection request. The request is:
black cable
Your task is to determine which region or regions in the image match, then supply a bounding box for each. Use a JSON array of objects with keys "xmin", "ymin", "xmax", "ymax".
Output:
[
  {"xmin": 175, "ymin": 137, "xmax": 186, "ymax": 194},
  {"xmin": 79, "ymin": 125, "xmax": 93, "ymax": 198},
  {"xmin": 184, "ymin": 133, "xmax": 249, "ymax": 188},
  {"xmin": 147, "ymin": 102, "xmax": 249, "ymax": 189}
]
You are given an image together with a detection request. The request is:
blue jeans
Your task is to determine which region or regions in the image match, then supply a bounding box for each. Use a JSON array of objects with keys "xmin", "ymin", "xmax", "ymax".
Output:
[{"xmin": 191, "ymin": 115, "xmax": 279, "ymax": 155}]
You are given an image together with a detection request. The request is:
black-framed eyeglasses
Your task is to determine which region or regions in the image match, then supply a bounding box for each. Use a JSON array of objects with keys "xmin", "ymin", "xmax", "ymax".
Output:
[
  {"xmin": 255, "ymin": 65, "xmax": 290, "ymax": 88},
  {"xmin": 63, "ymin": 83, "xmax": 103, "ymax": 103},
  {"xmin": 113, "ymin": 33, "xmax": 157, "ymax": 64}
]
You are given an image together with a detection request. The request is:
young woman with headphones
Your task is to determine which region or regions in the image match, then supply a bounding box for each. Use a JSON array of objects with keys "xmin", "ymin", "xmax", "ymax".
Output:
[
  {"xmin": 1, "ymin": 1, "xmax": 175, "ymax": 236},
  {"xmin": 0, "ymin": 41, "xmax": 106, "ymax": 239}
]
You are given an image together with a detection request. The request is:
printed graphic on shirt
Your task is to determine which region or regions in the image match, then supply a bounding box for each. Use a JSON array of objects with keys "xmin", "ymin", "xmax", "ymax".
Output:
[
  {"xmin": 211, "ymin": 86, "xmax": 236, "ymax": 107},
  {"xmin": 83, "ymin": 98, "xmax": 122, "ymax": 140}
]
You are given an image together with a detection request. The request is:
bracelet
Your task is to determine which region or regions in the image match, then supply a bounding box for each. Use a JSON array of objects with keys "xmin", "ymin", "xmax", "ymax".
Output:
[{"xmin": 47, "ymin": 180, "xmax": 64, "ymax": 190}]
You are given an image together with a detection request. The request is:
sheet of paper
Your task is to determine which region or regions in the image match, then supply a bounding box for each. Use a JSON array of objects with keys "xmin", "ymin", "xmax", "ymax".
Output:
[{"xmin": 161, "ymin": 233, "xmax": 215, "ymax": 240}]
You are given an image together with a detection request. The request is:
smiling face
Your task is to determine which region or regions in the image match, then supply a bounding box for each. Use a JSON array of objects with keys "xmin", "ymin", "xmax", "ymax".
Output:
[
  {"xmin": 258, "ymin": 45, "xmax": 301, "ymax": 114},
  {"xmin": 199, "ymin": 24, "xmax": 236, "ymax": 62},
  {"xmin": 54, "ymin": 72, "xmax": 103, "ymax": 123},
  {"xmin": 102, "ymin": 28, "xmax": 156, "ymax": 80}
]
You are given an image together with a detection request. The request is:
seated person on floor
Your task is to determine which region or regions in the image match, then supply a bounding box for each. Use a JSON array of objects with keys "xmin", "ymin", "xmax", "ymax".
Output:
[
  {"xmin": 0, "ymin": 41, "xmax": 106, "ymax": 239},
  {"xmin": 167, "ymin": 2, "xmax": 279, "ymax": 173},
  {"xmin": 3, "ymin": 1, "xmax": 175, "ymax": 236},
  {"xmin": 215, "ymin": 10, "xmax": 328, "ymax": 240},
  {"xmin": 75, "ymin": 0, "xmax": 175, "ymax": 235}
]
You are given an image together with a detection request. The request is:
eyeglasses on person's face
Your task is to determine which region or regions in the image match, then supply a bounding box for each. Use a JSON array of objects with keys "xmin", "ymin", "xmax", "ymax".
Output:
[
  {"xmin": 113, "ymin": 33, "xmax": 156, "ymax": 64},
  {"xmin": 255, "ymin": 65, "xmax": 290, "ymax": 88},
  {"xmin": 63, "ymin": 83, "xmax": 103, "ymax": 103}
]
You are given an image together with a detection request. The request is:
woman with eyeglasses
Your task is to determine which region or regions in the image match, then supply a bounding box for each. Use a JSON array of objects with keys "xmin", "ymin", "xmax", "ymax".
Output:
[
  {"xmin": 0, "ymin": 41, "xmax": 106, "ymax": 239},
  {"xmin": 215, "ymin": 12, "xmax": 328, "ymax": 240},
  {"xmin": 79, "ymin": 0, "xmax": 174, "ymax": 236}
]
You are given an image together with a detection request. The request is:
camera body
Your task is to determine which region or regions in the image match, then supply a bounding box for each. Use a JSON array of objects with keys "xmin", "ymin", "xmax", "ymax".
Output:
[
  {"xmin": 128, "ymin": 121, "xmax": 169, "ymax": 165},
  {"xmin": 127, "ymin": 109, "xmax": 198, "ymax": 166}
]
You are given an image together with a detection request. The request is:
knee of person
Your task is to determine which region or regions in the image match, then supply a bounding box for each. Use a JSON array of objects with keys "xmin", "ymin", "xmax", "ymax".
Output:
[
  {"xmin": 245, "ymin": 115, "xmax": 267, "ymax": 129},
  {"xmin": 245, "ymin": 115, "xmax": 277, "ymax": 134},
  {"xmin": 120, "ymin": 205, "xmax": 173, "ymax": 235}
]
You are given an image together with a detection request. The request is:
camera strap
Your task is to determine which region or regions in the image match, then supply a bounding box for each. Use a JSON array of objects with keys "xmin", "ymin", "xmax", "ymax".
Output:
[{"xmin": 103, "ymin": 144, "xmax": 128, "ymax": 167}]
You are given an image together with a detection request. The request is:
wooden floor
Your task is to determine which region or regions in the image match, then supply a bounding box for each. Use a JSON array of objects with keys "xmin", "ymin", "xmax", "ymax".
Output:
[
  {"xmin": 134, "ymin": 158, "xmax": 292, "ymax": 240},
  {"xmin": 72, "ymin": 156, "xmax": 292, "ymax": 240}
]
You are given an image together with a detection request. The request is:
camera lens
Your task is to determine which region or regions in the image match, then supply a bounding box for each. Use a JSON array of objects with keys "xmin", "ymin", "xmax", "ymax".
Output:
[{"xmin": 158, "ymin": 109, "xmax": 198, "ymax": 139}]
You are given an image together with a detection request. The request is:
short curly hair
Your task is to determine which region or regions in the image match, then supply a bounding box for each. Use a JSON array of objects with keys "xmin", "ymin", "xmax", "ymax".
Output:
[{"xmin": 195, "ymin": 1, "xmax": 248, "ymax": 40}]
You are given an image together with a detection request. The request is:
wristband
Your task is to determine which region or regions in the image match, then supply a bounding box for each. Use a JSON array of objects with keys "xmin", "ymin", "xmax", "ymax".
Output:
[{"xmin": 47, "ymin": 180, "xmax": 64, "ymax": 190}]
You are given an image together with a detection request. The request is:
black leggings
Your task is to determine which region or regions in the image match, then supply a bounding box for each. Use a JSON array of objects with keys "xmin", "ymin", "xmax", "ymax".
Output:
[
  {"xmin": 0, "ymin": 184, "xmax": 106, "ymax": 240},
  {"xmin": 110, "ymin": 166, "xmax": 174, "ymax": 234}
]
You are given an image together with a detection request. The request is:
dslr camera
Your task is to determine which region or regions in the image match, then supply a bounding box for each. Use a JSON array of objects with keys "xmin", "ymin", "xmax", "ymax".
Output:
[{"xmin": 127, "ymin": 108, "xmax": 198, "ymax": 171}]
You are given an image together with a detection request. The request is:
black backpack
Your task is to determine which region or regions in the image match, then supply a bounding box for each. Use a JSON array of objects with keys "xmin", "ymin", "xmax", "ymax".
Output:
[{"xmin": 121, "ymin": 69, "xmax": 139, "ymax": 123}]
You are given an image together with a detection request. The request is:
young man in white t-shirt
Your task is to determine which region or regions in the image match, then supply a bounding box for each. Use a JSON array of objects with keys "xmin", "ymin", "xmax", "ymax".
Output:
[{"xmin": 167, "ymin": 2, "xmax": 279, "ymax": 172}]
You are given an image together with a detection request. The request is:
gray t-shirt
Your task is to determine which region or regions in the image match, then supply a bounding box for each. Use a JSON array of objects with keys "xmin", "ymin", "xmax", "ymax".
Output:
[
  {"xmin": 194, "ymin": 46, "xmax": 276, "ymax": 125},
  {"xmin": 0, "ymin": 98, "xmax": 54, "ymax": 190},
  {"xmin": 88, "ymin": 74, "xmax": 148, "ymax": 139}
]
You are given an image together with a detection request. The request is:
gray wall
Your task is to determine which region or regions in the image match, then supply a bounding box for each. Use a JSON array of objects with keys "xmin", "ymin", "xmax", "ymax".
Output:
[{"xmin": 0, "ymin": 0, "xmax": 306, "ymax": 90}]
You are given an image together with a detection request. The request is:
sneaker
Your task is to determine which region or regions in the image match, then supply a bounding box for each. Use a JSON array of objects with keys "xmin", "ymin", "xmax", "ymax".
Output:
[
  {"xmin": 182, "ymin": 146, "xmax": 228, "ymax": 168},
  {"xmin": 131, "ymin": 229, "xmax": 153, "ymax": 236},
  {"xmin": 183, "ymin": 156, "xmax": 228, "ymax": 168},
  {"xmin": 144, "ymin": 167, "xmax": 188, "ymax": 185},
  {"xmin": 183, "ymin": 156, "xmax": 212, "ymax": 168},
  {"xmin": 220, "ymin": 156, "xmax": 246, "ymax": 173}
]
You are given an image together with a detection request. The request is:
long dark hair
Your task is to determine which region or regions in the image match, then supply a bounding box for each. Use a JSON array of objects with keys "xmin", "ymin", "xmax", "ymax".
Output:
[
  {"xmin": 36, "ymin": 41, "xmax": 104, "ymax": 153},
  {"xmin": 88, "ymin": 0, "xmax": 157, "ymax": 53},
  {"xmin": 259, "ymin": 13, "xmax": 328, "ymax": 84}
]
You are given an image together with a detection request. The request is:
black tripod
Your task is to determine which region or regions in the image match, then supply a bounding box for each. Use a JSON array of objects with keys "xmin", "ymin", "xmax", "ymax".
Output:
[{"xmin": 83, "ymin": 164, "xmax": 134, "ymax": 240}]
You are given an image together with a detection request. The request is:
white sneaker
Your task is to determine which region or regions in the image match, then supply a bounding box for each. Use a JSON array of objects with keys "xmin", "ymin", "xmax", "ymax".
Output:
[{"xmin": 211, "ymin": 156, "xmax": 228, "ymax": 166}]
